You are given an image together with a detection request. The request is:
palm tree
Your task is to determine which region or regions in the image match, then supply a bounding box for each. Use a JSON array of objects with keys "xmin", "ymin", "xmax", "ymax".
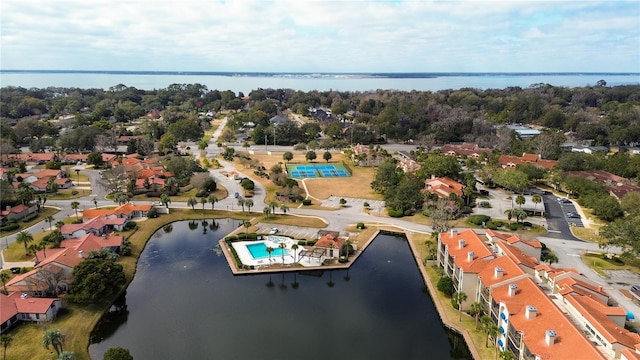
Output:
[
  {"xmin": 291, "ymin": 243, "xmax": 299, "ymax": 263},
  {"xmin": 515, "ymin": 194, "xmax": 525, "ymax": 208},
  {"xmin": 28, "ymin": 244, "xmax": 40, "ymax": 262},
  {"xmin": 70, "ymin": 201, "xmax": 80, "ymax": 219},
  {"xmin": 45, "ymin": 215, "xmax": 54, "ymax": 231},
  {"xmin": 532, "ymin": 193, "xmax": 542, "ymax": 216},
  {"xmin": 48, "ymin": 230, "xmax": 64, "ymax": 248},
  {"xmin": 342, "ymin": 238, "xmax": 352, "ymax": 259},
  {"xmin": 237, "ymin": 198, "xmax": 245, "ymax": 212},
  {"xmin": 481, "ymin": 315, "xmax": 499, "ymax": 350},
  {"xmin": 55, "ymin": 220, "xmax": 65, "ymax": 229},
  {"xmin": 165, "ymin": 177, "xmax": 177, "ymax": 192},
  {"xmin": 263, "ymin": 206, "xmax": 271, "ymax": 218},
  {"xmin": 513, "ymin": 208, "xmax": 527, "ymax": 224},
  {"xmin": 208, "ymin": 194, "xmax": 218, "ymax": 210},
  {"xmin": 469, "ymin": 302, "xmax": 484, "ymax": 329},
  {"xmin": 160, "ymin": 193, "xmax": 171, "ymax": 209},
  {"xmin": 327, "ymin": 243, "xmax": 335, "ymax": 262},
  {"xmin": 187, "ymin": 197, "xmax": 197, "ymax": 210},
  {"xmin": 0, "ymin": 334, "xmax": 12, "ymax": 360},
  {"xmin": 245, "ymin": 199, "xmax": 254, "ymax": 212},
  {"xmin": 0, "ymin": 271, "xmax": 10, "ymax": 295},
  {"xmin": 266, "ymin": 246, "xmax": 274, "ymax": 264},
  {"xmin": 280, "ymin": 204, "xmax": 289, "ymax": 214},
  {"xmin": 200, "ymin": 197, "xmax": 207, "ymax": 213},
  {"xmin": 504, "ymin": 209, "xmax": 514, "ymax": 224},
  {"xmin": 39, "ymin": 240, "xmax": 48, "ymax": 259},
  {"xmin": 454, "ymin": 291, "xmax": 468, "ymax": 321},
  {"xmin": 242, "ymin": 220, "xmax": 251, "ymax": 237},
  {"xmin": 279, "ymin": 243, "xmax": 286, "ymax": 265},
  {"xmin": 269, "ymin": 201, "xmax": 278, "ymax": 214},
  {"xmin": 42, "ymin": 329, "xmax": 65, "ymax": 357},
  {"xmin": 16, "ymin": 231, "xmax": 34, "ymax": 256}
]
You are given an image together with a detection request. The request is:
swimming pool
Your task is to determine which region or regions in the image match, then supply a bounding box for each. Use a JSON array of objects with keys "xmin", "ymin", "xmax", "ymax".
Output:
[{"xmin": 246, "ymin": 242, "xmax": 288, "ymax": 259}]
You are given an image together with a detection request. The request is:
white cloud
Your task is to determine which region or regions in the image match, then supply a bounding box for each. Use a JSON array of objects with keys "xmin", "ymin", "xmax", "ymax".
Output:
[{"xmin": 1, "ymin": 0, "xmax": 638, "ymax": 72}]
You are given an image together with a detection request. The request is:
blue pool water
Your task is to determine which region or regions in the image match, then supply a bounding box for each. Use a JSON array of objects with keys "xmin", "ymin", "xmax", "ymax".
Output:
[{"xmin": 247, "ymin": 242, "xmax": 288, "ymax": 259}]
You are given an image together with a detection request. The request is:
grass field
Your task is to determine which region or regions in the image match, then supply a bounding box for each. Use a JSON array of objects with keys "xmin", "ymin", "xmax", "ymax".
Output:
[
  {"xmin": 581, "ymin": 252, "xmax": 640, "ymax": 277},
  {"xmin": 234, "ymin": 151, "xmax": 382, "ymax": 201}
]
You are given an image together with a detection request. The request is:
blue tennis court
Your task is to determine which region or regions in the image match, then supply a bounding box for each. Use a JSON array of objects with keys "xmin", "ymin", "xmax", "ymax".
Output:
[{"xmin": 287, "ymin": 163, "xmax": 351, "ymax": 179}]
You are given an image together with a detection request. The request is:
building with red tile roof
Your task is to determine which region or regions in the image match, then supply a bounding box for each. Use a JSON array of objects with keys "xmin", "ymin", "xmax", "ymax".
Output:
[
  {"xmin": 440, "ymin": 143, "xmax": 491, "ymax": 160},
  {"xmin": 82, "ymin": 202, "xmax": 152, "ymax": 220},
  {"xmin": 397, "ymin": 157, "xmax": 421, "ymax": 173},
  {"xmin": 60, "ymin": 216, "xmax": 128, "ymax": 239},
  {"xmin": 425, "ymin": 176, "xmax": 465, "ymax": 198},
  {"xmin": 564, "ymin": 170, "xmax": 640, "ymax": 200},
  {"xmin": 6, "ymin": 233, "xmax": 124, "ymax": 296},
  {"xmin": 564, "ymin": 294, "xmax": 640, "ymax": 358},
  {"xmin": 498, "ymin": 153, "xmax": 558, "ymax": 170},
  {"xmin": 485, "ymin": 230, "xmax": 542, "ymax": 259},
  {"xmin": 493, "ymin": 277, "xmax": 605, "ymax": 359},
  {"xmin": 494, "ymin": 241, "xmax": 539, "ymax": 274},
  {"xmin": 0, "ymin": 152, "xmax": 57, "ymax": 165},
  {"xmin": 0, "ymin": 292, "xmax": 62, "ymax": 334},
  {"xmin": 0, "ymin": 204, "xmax": 37, "ymax": 223},
  {"xmin": 315, "ymin": 233, "xmax": 345, "ymax": 261}
]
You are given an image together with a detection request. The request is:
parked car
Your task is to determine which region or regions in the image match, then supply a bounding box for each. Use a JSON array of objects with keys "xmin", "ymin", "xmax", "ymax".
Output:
[
  {"xmin": 566, "ymin": 212, "xmax": 580, "ymax": 218},
  {"xmin": 234, "ymin": 192, "xmax": 240, "ymax": 198},
  {"xmin": 558, "ymin": 198, "xmax": 571, "ymax": 204},
  {"xmin": 269, "ymin": 228, "xmax": 279, "ymax": 234}
]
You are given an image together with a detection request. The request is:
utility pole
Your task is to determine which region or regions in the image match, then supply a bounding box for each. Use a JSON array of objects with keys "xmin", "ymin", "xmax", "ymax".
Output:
[{"xmin": 265, "ymin": 134, "xmax": 268, "ymax": 152}]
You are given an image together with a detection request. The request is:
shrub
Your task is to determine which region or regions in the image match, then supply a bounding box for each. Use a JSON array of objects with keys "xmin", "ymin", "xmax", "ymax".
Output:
[
  {"xmin": 451, "ymin": 298, "xmax": 459, "ymax": 310},
  {"xmin": 356, "ymin": 222, "xmax": 365, "ymax": 229},
  {"xmin": 437, "ymin": 276, "xmax": 455, "ymax": 297},
  {"xmin": 363, "ymin": 201, "xmax": 370, "ymax": 208},
  {"xmin": 388, "ymin": 209, "xmax": 404, "ymax": 217},
  {"xmin": 403, "ymin": 209, "xmax": 413, "ymax": 216},
  {"xmin": 508, "ymin": 223, "xmax": 520, "ymax": 231},
  {"xmin": 467, "ymin": 214, "xmax": 491, "ymax": 226},
  {"xmin": 147, "ymin": 208, "xmax": 158, "ymax": 218},
  {"xmin": 306, "ymin": 239, "xmax": 318, "ymax": 246},
  {"xmin": 485, "ymin": 221, "xmax": 501, "ymax": 230},
  {"xmin": 22, "ymin": 213, "xmax": 38, "ymax": 222},
  {"xmin": 71, "ymin": 190, "xmax": 79, "ymax": 195},
  {"xmin": 0, "ymin": 223, "xmax": 20, "ymax": 231},
  {"xmin": 124, "ymin": 222, "xmax": 138, "ymax": 231},
  {"xmin": 302, "ymin": 199, "xmax": 312, "ymax": 205},
  {"xmin": 297, "ymin": 240, "xmax": 307, "ymax": 245}
]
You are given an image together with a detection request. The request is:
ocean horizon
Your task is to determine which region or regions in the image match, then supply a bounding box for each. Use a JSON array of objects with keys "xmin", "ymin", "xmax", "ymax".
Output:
[{"xmin": 1, "ymin": 70, "xmax": 638, "ymax": 93}]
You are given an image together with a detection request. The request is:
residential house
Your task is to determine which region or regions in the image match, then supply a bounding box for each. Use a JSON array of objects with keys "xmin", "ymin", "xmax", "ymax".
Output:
[
  {"xmin": 440, "ymin": 143, "xmax": 491, "ymax": 161},
  {"xmin": 269, "ymin": 115, "xmax": 291, "ymax": 126},
  {"xmin": 424, "ymin": 176, "xmax": 465, "ymax": 199},
  {"xmin": 5, "ymin": 233, "xmax": 124, "ymax": 296},
  {"xmin": 397, "ymin": 157, "xmax": 421, "ymax": 173},
  {"xmin": 82, "ymin": 202, "xmax": 152, "ymax": 220},
  {"xmin": 0, "ymin": 204, "xmax": 37, "ymax": 223},
  {"xmin": 564, "ymin": 170, "xmax": 640, "ymax": 200},
  {"xmin": 0, "ymin": 293, "xmax": 62, "ymax": 334},
  {"xmin": 60, "ymin": 215, "xmax": 128, "ymax": 239},
  {"xmin": 572, "ymin": 145, "xmax": 610, "ymax": 154},
  {"xmin": 498, "ymin": 153, "xmax": 558, "ymax": 170},
  {"xmin": 350, "ymin": 144, "xmax": 385, "ymax": 167},
  {"xmin": 0, "ymin": 152, "xmax": 57, "ymax": 166}
]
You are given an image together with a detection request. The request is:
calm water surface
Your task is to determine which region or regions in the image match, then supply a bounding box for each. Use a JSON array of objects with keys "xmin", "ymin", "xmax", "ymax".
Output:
[
  {"xmin": 88, "ymin": 219, "xmax": 471, "ymax": 360},
  {"xmin": 2, "ymin": 72, "xmax": 638, "ymax": 94}
]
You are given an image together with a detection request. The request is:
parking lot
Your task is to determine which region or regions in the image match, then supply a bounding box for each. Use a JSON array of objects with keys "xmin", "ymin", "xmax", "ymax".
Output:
[
  {"xmin": 254, "ymin": 223, "xmax": 327, "ymax": 239},
  {"xmin": 556, "ymin": 197, "xmax": 584, "ymax": 228}
]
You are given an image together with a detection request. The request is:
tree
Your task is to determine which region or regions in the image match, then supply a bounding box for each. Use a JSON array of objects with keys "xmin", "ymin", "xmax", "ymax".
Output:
[
  {"xmin": 200, "ymin": 197, "xmax": 207, "ymax": 213},
  {"xmin": 208, "ymin": 194, "xmax": 218, "ymax": 210},
  {"xmin": 0, "ymin": 271, "xmax": 10, "ymax": 295},
  {"xmin": 280, "ymin": 204, "xmax": 289, "ymax": 214},
  {"xmin": 68, "ymin": 257, "xmax": 126, "ymax": 304},
  {"xmin": 42, "ymin": 329, "xmax": 65, "ymax": 357},
  {"xmin": 283, "ymin": 151, "xmax": 293, "ymax": 164},
  {"xmin": 481, "ymin": 315, "xmax": 499, "ymax": 349},
  {"xmin": 515, "ymin": 194, "xmax": 525, "ymax": 209},
  {"xmin": 70, "ymin": 201, "xmax": 80, "ymax": 219},
  {"xmin": 242, "ymin": 220, "xmax": 251, "ymax": 237},
  {"xmin": 279, "ymin": 242, "xmax": 286, "ymax": 265},
  {"xmin": 0, "ymin": 334, "xmax": 12, "ymax": 360},
  {"xmin": 531, "ymin": 194, "xmax": 542, "ymax": 216},
  {"xmin": 187, "ymin": 197, "xmax": 197, "ymax": 210},
  {"xmin": 266, "ymin": 246, "xmax": 274, "ymax": 263},
  {"xmin": 16, "ymin": 231, "xmax": 34, "ymax": 255},
  {"xmin": 245, "ymin": 199, "xmax": 254, "ymax": 212},
  {"xmin": 469, "ymin": 302, "xmax": 484, "ymax": 330},
  {"xmin": 291, "ymin": 243, "xmax": 299, "ymax": 263},
  {"xmin": 87, "ymin": 152, "xmax": 105, "ymax": 167},
  {"xmin": 323, "ymin": 151, "xmax": 332, "ymax": 163},
  {"xmin": 499, "ymin": 350, "xmax": 515, "ymax": 360},
  {"xmin": 436, "ymin": 276, "xmax": 454, "ymax": 296},
  {"xmin": 46, "ymin": 215, "xmax": 55, "ymax": 231},
  {"xmin": 237, "ymin": 198, "xmax": 245, "ymax": 212},
  {"xmin": 600, "ymin": 214, "xmax": 640, "ymax": 258},
  {"xmin": 504, "ymin": 209, "xmax": 514, "ymax": 224},
  {"xmin": 513, "ymin": 208, "xmax": 528, "ymax": 224},
  {"xmin": 160, "ymin": 193, "xmax": 171, "ymax": 209},
  {"xmin": 263, "ymin": 206, "xmax": 271, "ymax": 218},
  {"xmin": 58, "ymin": 351, "xmax": 75, "ymax": 360},
  {"xmin": 371, "ymin": 160, "xmax": 400, "ymax": 194},
  {"xmin": 305, "ymin": 150, "xmax": 317, "ymax": 162},
  {"xmin": 453, "ymin": 291, "xmax": 468, "ymax": 320},
  {"xmin": 103, "ymin": 347, "xmax": 133, "ymax": 360}
]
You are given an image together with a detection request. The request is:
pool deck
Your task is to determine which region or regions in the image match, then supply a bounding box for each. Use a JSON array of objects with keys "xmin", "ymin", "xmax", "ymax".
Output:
[{"xmin": 220, "ymin": 229, "xmax": 380, "ymax": 275}]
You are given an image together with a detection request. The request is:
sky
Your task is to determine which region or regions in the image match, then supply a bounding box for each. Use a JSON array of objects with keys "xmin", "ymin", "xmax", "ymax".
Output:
[{"xmin": 1, "ymin": 0, "xmax": 639, "ymax": 73}]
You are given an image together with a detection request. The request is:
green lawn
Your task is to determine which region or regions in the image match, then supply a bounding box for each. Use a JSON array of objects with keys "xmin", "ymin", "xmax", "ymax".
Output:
[
  {"xmin": 581, "ymin": 252, "xmax": 640, "ymax": 277},
  {"xmin": 0, "ymin": 207, "xmax": 60, "ymax": 238}
]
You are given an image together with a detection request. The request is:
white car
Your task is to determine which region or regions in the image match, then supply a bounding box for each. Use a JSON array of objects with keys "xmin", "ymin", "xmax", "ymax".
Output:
[{"xmin": 269, "ymin": 228, "xmax": 279, "ymax": 234}]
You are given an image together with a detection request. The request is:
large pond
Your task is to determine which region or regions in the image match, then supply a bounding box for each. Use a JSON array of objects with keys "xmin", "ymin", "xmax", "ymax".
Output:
[{"xmin": 89, "ymin": 219, "xmax": 471, "ymax": 359}]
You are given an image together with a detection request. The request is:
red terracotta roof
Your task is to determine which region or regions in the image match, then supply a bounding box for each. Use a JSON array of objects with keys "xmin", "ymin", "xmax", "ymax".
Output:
[
  {"xmin": 0, "ymin": 293, "xmax": 18, "ymax": 324},
  {"xmin": 495, "ymin": 241, "xmax": 538, "ymax": 269},
  {"xmin": 493, "ymin": 277, "xmax": 605, "ymax": 360},
  {"xmin": 477, "ymin": 255, "xmax": 527, "ymax": 287},
  {"xmin": 10, "ymin": 291, "xmax": 58, "ymax": 315},
  {"xmin": 425, "ymin": 177, "xmax": 464, "ymax": 198},
  {"xmin": 565, "ymin": 295, "xmax": 640, "ymax": 350},
  {"xmin": 439, "ymin": 229, "xmax": 493, "ymax": 271}
]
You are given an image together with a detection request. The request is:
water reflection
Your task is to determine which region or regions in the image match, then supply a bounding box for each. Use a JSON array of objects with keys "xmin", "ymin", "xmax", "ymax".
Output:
[{"xmin": 89, "ymin": 219, "xmax": 471, "ymax": 360}]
